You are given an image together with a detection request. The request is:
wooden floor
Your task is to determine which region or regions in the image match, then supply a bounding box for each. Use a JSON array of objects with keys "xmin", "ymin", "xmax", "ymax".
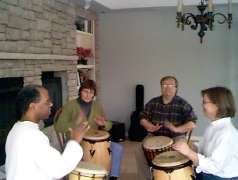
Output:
[{"xmin": 118, "ymin": 140, "xmax": 140, "ymax": 180}]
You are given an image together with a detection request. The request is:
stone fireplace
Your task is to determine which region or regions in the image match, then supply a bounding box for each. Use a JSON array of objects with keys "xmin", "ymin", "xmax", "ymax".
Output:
[
  {"xmin": 0, "ymin": 0, "xmax": 98, "ymax": 167},
  {"xmin": 0, "ymin": 52, "xmax": 80, "ymax": 165}
]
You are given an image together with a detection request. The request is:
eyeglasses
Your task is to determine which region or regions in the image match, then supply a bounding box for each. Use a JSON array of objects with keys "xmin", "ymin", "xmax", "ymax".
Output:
[
  {"xmin": 202, "ymin": 101, "xmax": 213, "ymax": 104},
  {"xmin": 161, "ymin": 84, "xmax": 177, "ymax": 88}
]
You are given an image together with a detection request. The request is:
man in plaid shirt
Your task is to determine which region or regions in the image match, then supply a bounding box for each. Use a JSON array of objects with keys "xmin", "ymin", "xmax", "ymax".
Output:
[
  {"xmin": 136, "ymin": 76, "xmax": 197, "ymax": 180},
  {"xmin": 140, "ymin": 75, "xmax": 197, "ymax": 138}
]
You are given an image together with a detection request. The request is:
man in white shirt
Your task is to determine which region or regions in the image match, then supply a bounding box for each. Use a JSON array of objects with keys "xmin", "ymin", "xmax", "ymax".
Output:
[{"xmin": 5, "ymin": 85, "xmax": 89, "ymax": 180}]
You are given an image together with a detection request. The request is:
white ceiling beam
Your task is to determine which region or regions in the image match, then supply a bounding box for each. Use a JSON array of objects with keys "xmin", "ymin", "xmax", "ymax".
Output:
[{"xmin": 94, "ymin": 0, "xmax": 238, "ymax": 10}]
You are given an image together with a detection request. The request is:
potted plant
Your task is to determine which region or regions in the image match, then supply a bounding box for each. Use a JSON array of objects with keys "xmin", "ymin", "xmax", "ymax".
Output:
[{"xmin": 76, "ymin": 47, "xmax": 93, "ymax": 65}]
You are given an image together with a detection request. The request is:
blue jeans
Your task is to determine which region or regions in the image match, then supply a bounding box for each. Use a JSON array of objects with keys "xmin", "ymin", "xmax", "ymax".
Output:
[
  {"xmin": 196, "ymin": 172, "xmax": 238, "ymax": 180},
  {"xmin": 110, "ymin": 142, "xmax": 123, "ymax": 177}
]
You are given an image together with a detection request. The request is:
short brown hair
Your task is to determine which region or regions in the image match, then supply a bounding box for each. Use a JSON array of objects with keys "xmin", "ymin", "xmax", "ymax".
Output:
[
  {"xmin": 78, "ymin": 79, "xmax": 97, "ymax": 96},
  {"xmin": 160, "ymin": 76, "xmax": 178, "ymax": 88},
  {"xmin": 201, "ymin": 86, "xmax": 236, "ymax": 118}
]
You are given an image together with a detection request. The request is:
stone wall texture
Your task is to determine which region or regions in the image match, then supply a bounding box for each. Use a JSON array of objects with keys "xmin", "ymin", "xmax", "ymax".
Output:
[
  {"xmin": 0, "ymin": 0, "xmax": 97, "ymax": 55},
  {"xmin": 0, "ymin": 0, "xmax": 99, "ymax": 101}
]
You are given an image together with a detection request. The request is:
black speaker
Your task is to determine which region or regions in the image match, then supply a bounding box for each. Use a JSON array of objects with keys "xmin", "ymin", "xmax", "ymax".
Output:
[
  {"xmin": 136, "ymin": 84, "xmax": 144, "ymax": 111},
  {"xmin": 110, "ymin": 121, "xmax": 125, "ymax": 142},
  {"xmin": 128, "ymin": 84, "xmax": 148, "ymax": 141}
]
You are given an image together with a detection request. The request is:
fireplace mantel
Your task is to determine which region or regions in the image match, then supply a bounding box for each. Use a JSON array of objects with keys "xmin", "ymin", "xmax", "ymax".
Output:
[
  {"xmin": 0, "ymin": 52, "xmax": 78, "ymax": 61},
  {"xmin": 0, "ymin": 52, "xmax": 79, "ymax": 101}
]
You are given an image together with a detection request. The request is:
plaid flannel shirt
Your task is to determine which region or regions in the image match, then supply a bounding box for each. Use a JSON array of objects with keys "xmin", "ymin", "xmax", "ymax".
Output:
[{"xmin": 140, "ymin": 95, "xmax": 197, "ymax": 138}]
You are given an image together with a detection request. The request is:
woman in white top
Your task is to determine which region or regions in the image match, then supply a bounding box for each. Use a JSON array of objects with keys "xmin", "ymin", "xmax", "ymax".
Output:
[{"xmin": 173, "ymin": 86, "xmax": 238, "ymax": 180}]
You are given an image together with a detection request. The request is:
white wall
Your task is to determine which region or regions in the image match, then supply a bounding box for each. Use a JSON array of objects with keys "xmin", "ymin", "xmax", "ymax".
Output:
[
  {"xmin": 98, "ymin": 6, "xmax": 238, "ymax": 136},
  {"xmin": 229, "ymin": 6, "xmax": 238, "ymax": 127}
]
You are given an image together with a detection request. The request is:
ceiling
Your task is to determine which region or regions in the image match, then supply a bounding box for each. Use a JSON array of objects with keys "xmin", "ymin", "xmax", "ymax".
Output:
[
  {"xmin": 93, "ymin": 0, "xmax": 238, "ymax": 10},
  {"xmin": 74, "ymin": 0, "xmax": 238, "ymax": 13}
]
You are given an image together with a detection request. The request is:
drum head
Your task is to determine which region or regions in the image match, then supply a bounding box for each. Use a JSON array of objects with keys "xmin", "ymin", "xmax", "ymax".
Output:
[
  {"xmin": 152, "ymin": 151, "xmax": 190, "ymax": 167},
  {"xmin": 143, "ymin": 136, "xmax": 173, "ymax": 150},
  {"xmin": 72, "ymin": 162, "xmax": 108, "ymax": 177},
  {"xmin": 84, "ymin": 129, "xmax": 110, "ymax": 141}
]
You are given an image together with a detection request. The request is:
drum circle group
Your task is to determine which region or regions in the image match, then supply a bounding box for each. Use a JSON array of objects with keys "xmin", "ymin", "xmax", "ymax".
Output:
[{"xmin": 142, "ymin": 136, "xmax": 194, "ymax": 180}]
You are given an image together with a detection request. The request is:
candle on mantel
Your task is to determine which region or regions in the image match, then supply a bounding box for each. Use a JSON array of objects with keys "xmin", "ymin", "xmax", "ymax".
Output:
[
  {"xmin": 228, "ymin": 0, "xmax": 232, "ymax": 14},
  {"xmin": 208, "ymin": 0, "xmax": 213, "ymax": 12},
  {"xmin": 177, "ymin": 0, "xmax": 183, "ymax": 12}
]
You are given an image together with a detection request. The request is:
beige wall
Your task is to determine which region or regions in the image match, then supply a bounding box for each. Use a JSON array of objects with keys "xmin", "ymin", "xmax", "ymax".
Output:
[{"xmin": 98, "ymin": 5, "xmax": 238, "ymax": 136}]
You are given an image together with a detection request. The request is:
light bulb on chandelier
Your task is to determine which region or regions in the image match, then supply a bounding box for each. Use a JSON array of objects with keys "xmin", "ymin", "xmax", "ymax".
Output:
[{"xmin": 84, "ymin": 0, "xmax": 92, "ymax": 10}]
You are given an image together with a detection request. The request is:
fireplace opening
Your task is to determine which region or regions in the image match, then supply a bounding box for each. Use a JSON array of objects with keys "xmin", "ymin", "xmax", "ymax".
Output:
[
  {"xmin": 42, "ymin": 72, "xmax": 63, "ymax": 127},
  {"xmin": 0, "ymin": 77, "xmax": 23, "ymax": 165}
]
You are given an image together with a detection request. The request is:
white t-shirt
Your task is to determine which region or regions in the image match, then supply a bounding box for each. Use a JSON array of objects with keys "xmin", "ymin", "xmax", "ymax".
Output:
[
  {"xmin": 196, "ymin": 117, "xmax": 238, "ymax": 178},
  {"xmin": 5, "ymin": 121, "xmax": 83, "ymax": 180}
]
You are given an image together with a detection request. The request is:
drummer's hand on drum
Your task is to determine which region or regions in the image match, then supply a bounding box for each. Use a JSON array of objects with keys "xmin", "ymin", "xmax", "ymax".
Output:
[
  {"xmin": 69, "ymin": 121, "xmax": 90, "ymax": 143},
  {"xmin": 140, "ymin": 119, "xmax": 162, "ymax": 132},
  {"xmin": 172, "ymin": 140, "xmax": 199, "ymax": 165},
  {"xmin": 172, "ymin": 140, "xmax": 190, "ymax": 156},
  {"xmin": 163, "ymin": 121, "xmax": 177, "ymax": 132},
  {"xmin": 95, "ymin": 116, "xmax": 106, "ymax": 126},
  {"xmin": 150, "ymin": 123, "xmax": 162, "ymax": 132}
]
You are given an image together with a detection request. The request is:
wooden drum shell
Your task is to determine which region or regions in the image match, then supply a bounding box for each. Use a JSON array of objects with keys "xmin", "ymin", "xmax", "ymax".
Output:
[
  {"xmin": 152, "ymin": 151, "xmax": 194, "ymax": 180},
  {"xmin": 142, "ymin": 136, "xmax": 173, "ymax": 165},
  {"xmin": 69, "ymin": 162, "xmax": 108, "ymax": 180},
  {"xmin": 81, "ymin": 129, "xmax": 111, "ymax": 173}
]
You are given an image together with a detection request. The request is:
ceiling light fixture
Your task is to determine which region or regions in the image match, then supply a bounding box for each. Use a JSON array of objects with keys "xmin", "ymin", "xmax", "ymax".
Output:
[{"xmin": 176, "ymin": 0, "xmax": 232, "ymax": 43}]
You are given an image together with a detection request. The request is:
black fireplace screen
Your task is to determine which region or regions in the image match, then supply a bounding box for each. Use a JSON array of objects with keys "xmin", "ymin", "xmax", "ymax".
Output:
[{"xmin": 0, "ymin": 77, "xmax": 23, "ymax": 165}]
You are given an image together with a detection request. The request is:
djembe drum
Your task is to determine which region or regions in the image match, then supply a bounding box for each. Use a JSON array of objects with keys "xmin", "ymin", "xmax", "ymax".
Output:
[
  {"xmin": 152, "ymin": 151, "xmax": 194, "ymax": 180},
  {"xmin": 81, "ymin": 129, "xmax": 111, "ymax": 172},
  {"xmin": 69, "ymin": 161, "xmax": 108, "ymax": 180},
  {"xmin": 142, "ymin": 136, "xmax": 173, "ymax": 165}
]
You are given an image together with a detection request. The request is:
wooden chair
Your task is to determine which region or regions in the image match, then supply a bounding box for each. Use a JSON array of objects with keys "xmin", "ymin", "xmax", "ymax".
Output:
[
  {"xmin": 186, "ymin": 130, "xmax": 193, "ymax": 144},
  {"xmin": 50, "ymin": 108, "xmax": 71, "ymax": 180},
  {"xmin": 53, "ymin": 108, "xmax": 68, "ymax": 152}
]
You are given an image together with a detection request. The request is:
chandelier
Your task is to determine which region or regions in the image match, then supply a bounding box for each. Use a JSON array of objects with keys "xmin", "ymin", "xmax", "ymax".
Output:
[{"xmin": 176, "ymin": 0, "xmax": 232, "ymax": 43}]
